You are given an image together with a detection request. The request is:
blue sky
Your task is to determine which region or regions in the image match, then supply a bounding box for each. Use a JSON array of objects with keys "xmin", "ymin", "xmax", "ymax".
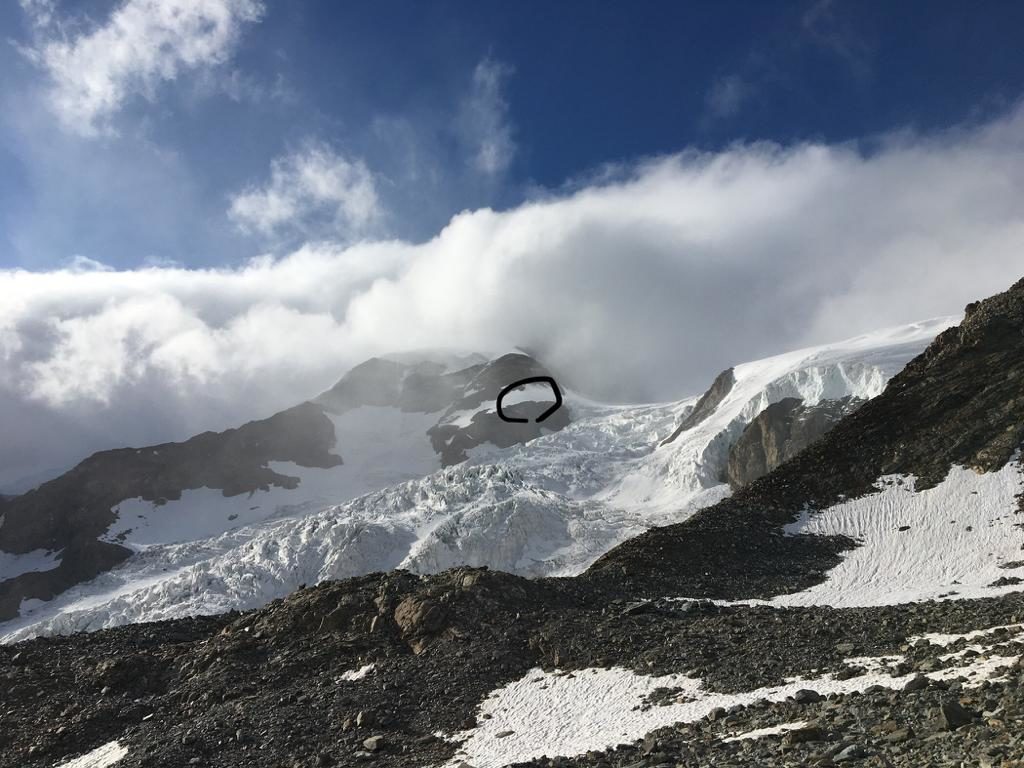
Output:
[
  {"xmin": 2, "ymin": 0, "xmax": 1024, "ymax": 488},
  {"xmin": 3, "ymin": 0, "xmax": 1024, "ymax": 269}
]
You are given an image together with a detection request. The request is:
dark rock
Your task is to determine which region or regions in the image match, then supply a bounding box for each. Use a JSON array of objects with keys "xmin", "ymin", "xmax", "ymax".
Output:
[
  {"xmin": 425, "ymin": 354, "xmax": 570, "ymax": 466},
  {"xmin": 783, "ymin": 725, "xmax": 826, "ymax": 744},
  {"xmin": 988, "ymin": 576, "xmax": 1023, "ymax": 588},
  {"xmin": 885, "ymin": 727, "xmax": 914, "ymax": 743},
  {"xmin": 355, "ymin": 710, "xmax": 375, "ymax": 728},
  {"xmin": 834, "ymin": 743, "xmax": 868, "ymax": 762},
  {"xmin": 394, "ymin": 597, "xmax": 448, "ymax": 652},
  {"xmin": 793, "ymin": 688, "xmax": 823, "ymax": 704},
  {"xmin": 660, "ymin": 368, "xmax": 735, "ymax": 446},
  {"xmin": 903, "ymin": 675, "xmax": 930, "ymax": 693},
  {"xmin": 940, "ymin": 699, "xmax": 976, "ymax": 730}
]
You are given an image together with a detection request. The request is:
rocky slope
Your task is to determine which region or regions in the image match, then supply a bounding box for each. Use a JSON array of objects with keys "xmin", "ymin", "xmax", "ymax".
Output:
[{"xmin": 0, "ymin": 403, "xmax": 342, "ymax": 622}]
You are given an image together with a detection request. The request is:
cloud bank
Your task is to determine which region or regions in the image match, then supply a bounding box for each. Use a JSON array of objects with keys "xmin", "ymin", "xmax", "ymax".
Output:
[
  {"xmin": 2, "ymin": 107, "xmax": 1024, "ymax": 488},
  {"xmin": 22, "ymin": 0, "xmax": 264, "ymax": 135}
]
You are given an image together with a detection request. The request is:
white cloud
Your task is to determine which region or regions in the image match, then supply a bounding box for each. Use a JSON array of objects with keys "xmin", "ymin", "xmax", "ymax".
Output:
[
  {"xmin": 228, "ymin": 142, "xmax": 383, "ymax": 240},
  {"xmin": 23, "ymin": 0, "xmax": 264, "ymax": 135},
  {"xmin": 705, "ymin": 75, "xmax": 751, "ymax": 121},
  {"xmin": 2, "ymin": 106, "xmax": 1024, "ymax": 486},
  {"xmin": 64, "ymin": 255, "xmax": 114, "ymax": 273},
  {"xmin": 457, "ymin": 58, "xmax": 516, "ymax": 175},
  {"xmin": 19, "ymin": 0, "xmax": 57, "ymax": 29}
]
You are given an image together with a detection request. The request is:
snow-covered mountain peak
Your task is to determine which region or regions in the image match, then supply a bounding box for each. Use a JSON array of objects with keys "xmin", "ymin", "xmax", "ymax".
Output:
[{"xmin": 603, "ymin": 316, "xmax": 960, "ymax": 515}]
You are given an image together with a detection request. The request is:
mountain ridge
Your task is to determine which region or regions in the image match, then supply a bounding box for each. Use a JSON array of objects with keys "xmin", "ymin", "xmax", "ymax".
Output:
[{"xmin": 0, "ymin": 353, "xmax": 570, "ymax": 622}]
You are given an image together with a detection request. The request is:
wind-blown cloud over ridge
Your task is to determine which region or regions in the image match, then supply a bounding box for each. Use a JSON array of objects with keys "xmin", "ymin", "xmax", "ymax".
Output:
[{"xmin": 2, "ymin": 106, "xmax": 1024, "ymax": 487}]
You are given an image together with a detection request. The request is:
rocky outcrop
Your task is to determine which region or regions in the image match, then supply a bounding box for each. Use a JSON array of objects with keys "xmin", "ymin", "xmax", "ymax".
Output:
[
  {"xmin": 660, "ymin": 367, "xmax": 735, "ymax": 446},
  {"xmin": 3, "ymin": 564, "xmax": 1024, "ymax": 767},
  {"xmin": 427, "ymin": 354, "xmax": 571, "ymax": 466},
  {"xmin": 725, "ymin": 396, "xmax": 864, "ymax": 489}
]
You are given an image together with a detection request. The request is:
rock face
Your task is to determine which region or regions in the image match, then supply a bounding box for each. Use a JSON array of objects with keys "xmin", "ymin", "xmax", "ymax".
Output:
[
  {"xmin": 316, "ymin": 352, "xmax": 570, "ymax": 467},
  {"xmin": 426, "ymin": 354, "xmax": 570, "ymax": 466},
  {"xmin": 660, "ymin": 367, "xmax": 735, "ymax": 446},
  {"xmin": 725, "ymin": 396, "xmax": 864, "ymax": 489}
]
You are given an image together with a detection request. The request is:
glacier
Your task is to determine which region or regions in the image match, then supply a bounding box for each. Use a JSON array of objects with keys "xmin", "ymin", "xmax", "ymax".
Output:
[{"xmin": 0, "ymin": 317, "xmax": 957, "ymax": 642}]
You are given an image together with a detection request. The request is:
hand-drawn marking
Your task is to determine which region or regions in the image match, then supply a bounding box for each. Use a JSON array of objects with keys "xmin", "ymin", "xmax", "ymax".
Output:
[{"xmin": 496, "ymin": 376, "xmax": 563, "ymax": 424}]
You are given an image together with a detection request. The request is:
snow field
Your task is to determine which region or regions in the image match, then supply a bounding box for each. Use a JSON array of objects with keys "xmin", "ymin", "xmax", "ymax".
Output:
[
  {"xmin": 442, "ymin": 623, "xmax": 1021, "ymax": 768},
  {"xmin": 103, "ymin": 407, "xmax": 442, "ymax": 549},
  {"xmin": 774, "ymin": 461, "xmax": 1024, "ymax": 607}
]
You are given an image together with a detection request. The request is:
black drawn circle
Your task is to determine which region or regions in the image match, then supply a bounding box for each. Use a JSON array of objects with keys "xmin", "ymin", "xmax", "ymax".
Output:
[{"xmin": 496, "ymin": 376, "xmax": 563, "ymax": 424}]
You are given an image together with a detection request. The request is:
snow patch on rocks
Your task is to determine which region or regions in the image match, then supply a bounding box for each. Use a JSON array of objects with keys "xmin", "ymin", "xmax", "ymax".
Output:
[
  {"xmin": 722, "ymin": 720, "xmax": 810, "ymax": 743},
  {"xmin": 774, "ymin": 461, "xmax": 1024, "ymax": 607},
  {"xmin": 54, "ymin": 741, "xmax": 128, "ymax": 768},
  {"xmin": 0, "ymin": 547, "xmax": 61, "ymax": 580},
  {"xmin": 442, "ymin": 640, "xmax": 1018, "ymax": 768},
  {"xmin": 338, "ymin": 663, "xmax": 375, "ymax": 682}
]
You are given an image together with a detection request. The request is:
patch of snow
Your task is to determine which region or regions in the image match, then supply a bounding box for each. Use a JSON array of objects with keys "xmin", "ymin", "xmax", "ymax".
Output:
[
  {"xmin": 338, "ymin": 663, "xmax": 375, "ymax": 681},
  {"xmin": 844, "ymin": 655, "xmax": 904, "ymax": 674},
  {"xmin": 440, "ymin": 407, "xmax": 479, "ymax": 428},
  {"xmin": 0, "ymin": 547, "xmax": 61, "ymax": 580},
  {"xmin": 54, "ymin": 741, "xmax": 128, "ymax": 768},
  {"xmin": 442, "ymin": 638, "xmax": 1016, "ymax": 768},
  {"xmin": 914, "ymin": 623, "xmax": 1024, "ymax": 648},
  {"xmin": 774, "ymin": 462, "xmax": 1024, "ymax": 607},
  {"xmin": 722, "ymin": 721, "xmax": 809, "ymax": 743}
]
